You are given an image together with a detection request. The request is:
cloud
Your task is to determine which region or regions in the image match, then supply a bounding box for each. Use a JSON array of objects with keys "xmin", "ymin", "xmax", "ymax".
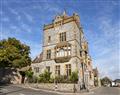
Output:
[
  {"xmin": 2, "ymin": 17, "xmax": 9, "ymax": 22},
  {"xmin": 23, "ymin": 12, "xmax": 34, "ymax": 23},
  {"xmin": 18, "ymin": 38, "xmax": 42, "ymax": 60},
  {"xmin": 91, "ymin": 14, "xmax": 120, "ymax": 80},
  {"xmin": 20, "ymin": 22, "xmax": 32, "ymax": 33},
  {"xmin": 8, "ymin": 7, "xmax": 21, "ymax": 21},
  {"xmin": 1, "ymin": 0, "xmax": 119, "ymax": 80}
]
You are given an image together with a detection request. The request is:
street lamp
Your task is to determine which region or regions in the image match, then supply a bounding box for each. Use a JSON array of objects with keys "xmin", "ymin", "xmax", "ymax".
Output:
[{"xmin": 85, "ymin": 69, "xmax": 89, "ymax": 92}]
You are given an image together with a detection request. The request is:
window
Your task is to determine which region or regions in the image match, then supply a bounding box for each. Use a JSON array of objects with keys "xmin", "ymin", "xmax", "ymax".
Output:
[
  {"xmin": 68, "ymin": 47, "xmax": 71, "ymax": 55},
  {"xmin": 46, "ymin": 66, "xmax": 50, "ymax": 72},
  {"xmin": 56, "ymin": 46, "xmax": 71, "ymax": 57},
  {"xmin": 59, "ymin": 48, "xmax": 64, "ymax": 57},
  {"xmin": 89, "ymin": 71, "xmax": 92, "ymax": 79},
  {"xmin": 60, "ymin": 32, "xmax": 66, "ymax": 42},
  {"xmin": 46, "ymin": 50, "xmax": 51, "ymax": 59},
  {"xmin": 48, "ymin": 36, "xmax": 51, "ymax": 43},
  {"xmin": 55, "ymin": 65, "xmax": 60, "ymax": 76},
  {"xmin": 34, "ymin": 67, "xmax": 39, "ymax": 73},
  {"xmin": 80, "ymin": 51, "xmax": 82, "ymax": 57},
  {"xmin": 66, "ymin": 64, "xmax": 71, "ymax": 76}
]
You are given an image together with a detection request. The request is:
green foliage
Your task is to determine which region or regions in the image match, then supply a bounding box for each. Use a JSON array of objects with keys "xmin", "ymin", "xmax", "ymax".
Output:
[
  {"xmin": 25, "ymin": 69, "xmax": 34, "ymax": 83},
  {"xmin": 70, "ymin": 71, "xmax": 78, "ymax": 83},
  {"xmin": 25, "ymin": 70, "xmax": 34, "ymax": 78},
  {"xmin": 38, "ymin": 70, "xmax": 51, "ymax": 83},
  {"xmin": 30, "ymin": 71, "xmax": 79, "ymax": 83},
  {"xmin": 0, "ymin": 37, "xmax": 31, "ymax": 68},
  {"xmin": 55, "ymin": 75, "xmax": 71, "ymax": 83},
  {"xmin": 36, "ymin": 71, "xmax": 79, "ymax": 83},
  {"xmin": 101, "ymin": 77, "xmax": 112, "ymax": 86}
]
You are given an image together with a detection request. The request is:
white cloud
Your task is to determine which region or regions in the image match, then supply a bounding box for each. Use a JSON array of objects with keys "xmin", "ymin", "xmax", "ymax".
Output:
[
  {"xmin": 20, "ymin": 22, "xmax": 32, "ymax": 33},
  {"xmin": 8, "ymin": 7, "xmax": 21, "ymax": 21},
  {"xmin": 91, "ymin": 15, "xmax": 120, "ymax": 80},
  {"xmin": 20, "ymin": 39, "xmax": 42, "ymax": 60},
  {"xmin": 23, "ymin": 12, "xmax": 34, "ymax": 23}
]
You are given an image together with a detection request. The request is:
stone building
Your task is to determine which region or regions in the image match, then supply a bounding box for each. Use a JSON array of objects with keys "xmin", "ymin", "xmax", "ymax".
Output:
[
  {"xmin": 31, "ymin": 11, "xmax": 94, "ymax": 88},
  {"xmin": 93, "ymin": 67, "xmax": 101, "ymax": 87}
]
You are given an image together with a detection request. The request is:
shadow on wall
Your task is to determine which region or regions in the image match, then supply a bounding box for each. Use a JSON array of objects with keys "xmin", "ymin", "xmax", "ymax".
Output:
[{"xmin": 0, "ymin": 68, "xmax": 21, "ymax": 84}]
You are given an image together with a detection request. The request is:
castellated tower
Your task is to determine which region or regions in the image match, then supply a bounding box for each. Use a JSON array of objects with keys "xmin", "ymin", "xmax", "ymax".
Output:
[{"xmin": 32, "ymin": 11, "xmax": 94, "ymax": 88}]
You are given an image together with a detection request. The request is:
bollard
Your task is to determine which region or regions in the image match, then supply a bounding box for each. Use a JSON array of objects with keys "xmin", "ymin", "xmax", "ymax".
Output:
[
  {"xmin": 55, "ymin": 82, "xmax": 58, "ymax": 91},
  {"xmin": 73, "ymin": 84, "xmax": 77, "ymax": 93}
]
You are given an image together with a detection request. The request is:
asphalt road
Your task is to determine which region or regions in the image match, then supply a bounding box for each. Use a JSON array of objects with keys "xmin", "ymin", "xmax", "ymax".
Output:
[
  {"xmin": 88, "ymin": 87, "xmax": 120, "ymax": 95},
  {"xmin": 0, "ymin": 84, "xmax": 60, "ymax": 95},
  {"xmin": 0, "ymin": 84, "xmax": 120, "ymax": 95}
]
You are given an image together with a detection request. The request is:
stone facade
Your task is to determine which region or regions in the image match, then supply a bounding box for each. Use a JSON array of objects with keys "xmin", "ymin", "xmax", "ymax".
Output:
[{"xmin": 31, "ymin": 12, "xmax": 94, "ymax": 88}]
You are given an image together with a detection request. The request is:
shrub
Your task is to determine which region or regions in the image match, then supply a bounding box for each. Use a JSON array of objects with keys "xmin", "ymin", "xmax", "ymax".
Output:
[
  {"xmin": 38, "ymin": 70, "xmax": 51, "ymax": 83},
  {"xmin": 25, "ymin": 70, "xmax": 34, "ymax": 83},
  {"xmin": 70, "ymin": 71, "xmax": 78, "ymax": 83}
]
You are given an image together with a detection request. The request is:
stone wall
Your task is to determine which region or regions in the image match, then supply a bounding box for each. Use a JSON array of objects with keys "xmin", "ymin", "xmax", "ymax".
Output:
[
  {"xmin": 0, "ymin": 68, "xmax": 21, "ymax": 84},
  {"xmin": 25, "ymin": 83, "xmax": 78, "ymax": 92}
]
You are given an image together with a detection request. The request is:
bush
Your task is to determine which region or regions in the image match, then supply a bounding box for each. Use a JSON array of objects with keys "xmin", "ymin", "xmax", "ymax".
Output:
[
  {"xmin": 25, "ymin": 70, "xmax": 33, "ymax": 78},
  {"xmin": 25, "ymin": 70, "xmax": 34, "ymax": 83},
  {"xmin": 70, "ymin": 71, "xmax": 78, "ymax": 83},
  {"xmin": 38, "ymin": 70, "xmax": 51, "ymax": 83},
  {"xmin": 36, "ymin": 71, "xmax": 78, "ymax": 83}
]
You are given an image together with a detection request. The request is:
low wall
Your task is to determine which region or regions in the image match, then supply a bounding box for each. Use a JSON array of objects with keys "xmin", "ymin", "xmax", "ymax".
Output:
[
  {"xmin": 0, "ymin": 68, "xmax": 21, "ymax": 84},
  {"xmin": 25, "ymin": 83, "xmax": 78, "ymax": 92}
]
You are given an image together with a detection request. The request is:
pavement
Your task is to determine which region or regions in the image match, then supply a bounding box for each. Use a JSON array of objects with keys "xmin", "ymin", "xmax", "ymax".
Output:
[{"xmin": 0, "ymin": 84, "xmax": 120, "ymax": 95}]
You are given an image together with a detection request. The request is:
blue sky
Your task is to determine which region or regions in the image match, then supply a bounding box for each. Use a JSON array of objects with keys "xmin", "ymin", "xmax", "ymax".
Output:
[{"xmin": 0, "ymin": 0, "xmax": 119, "ymax": 80}]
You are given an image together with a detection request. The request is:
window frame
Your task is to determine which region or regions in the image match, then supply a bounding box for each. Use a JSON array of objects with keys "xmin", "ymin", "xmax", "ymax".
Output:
[
  {"xmin": 55, "ymin": 65, "xmax": 60, "ymax": 76},
  {"xmin": 46, "ymin": 66, "xmax": 50, "ymax": 72},
  {"xmin": 66, "ymin": 64, "xmax": 71, "ymax": 77},
  {"xmin": 59, "ymin": 32, "xmax": 66, "ymax": 42},
  {"xmin": 34, "ymin": 67, "xmax": 39, "ymax": 73},
  {"xmin": 46, "ymin": 49, "xmax": 51, "ymax": 59}
]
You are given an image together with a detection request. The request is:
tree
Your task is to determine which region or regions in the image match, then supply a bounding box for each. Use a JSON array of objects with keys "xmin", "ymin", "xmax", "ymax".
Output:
[
  {"xmin": 101, "ymin": 77, "xmax": 112, "ymax": 86},
  {"xmin": 0, "ymin": 37, "xmax": 31, "ymax": 68}
]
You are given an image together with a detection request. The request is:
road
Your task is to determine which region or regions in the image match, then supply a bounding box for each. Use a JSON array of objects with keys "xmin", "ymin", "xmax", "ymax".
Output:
[
  {"xmin": 87, "ymin": 87, "xmax": 120, "ymax": 95},
  {"xmin": 0, "ymin": 84, "xmax": 60, "ymax": 95},
  {"xmin": 0, "ymin": 84, "xmax": 120, "ymax": 95}
]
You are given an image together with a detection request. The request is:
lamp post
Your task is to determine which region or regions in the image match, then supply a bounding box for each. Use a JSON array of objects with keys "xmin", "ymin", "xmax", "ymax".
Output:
[{"xmin": 85, "ymin": 69, "xmax": 89, "ymax": 92}]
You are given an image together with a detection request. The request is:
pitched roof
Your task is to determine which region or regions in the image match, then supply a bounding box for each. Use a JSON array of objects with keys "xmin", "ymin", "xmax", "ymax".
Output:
[
  {"xmin": 114, "ymin": 79, "xmax": 120, "ymax": 83},
  {"xmin": 32, "ymin": 52, "xmax": 43, "ymax": 63}
]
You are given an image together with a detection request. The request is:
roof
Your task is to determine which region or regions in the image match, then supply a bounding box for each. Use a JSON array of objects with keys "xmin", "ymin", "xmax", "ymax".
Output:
[
  {"xmin": 18, "ymin": 66, "xmax": 30, "ymax": 71},
  {"xmin": 43, "ymin": 12, "xmax": 81, "ymax": 30},
  {"xmin": 32, "ymin": 52, "xmax": 43, "ymax": 63},
  {"xmin": 114, "ymin": 79, "xmax": 120, "ymax": 83}
]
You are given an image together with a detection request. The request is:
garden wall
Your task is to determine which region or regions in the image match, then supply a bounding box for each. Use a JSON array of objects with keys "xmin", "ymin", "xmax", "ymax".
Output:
[{"xmin": 25, "ymin": 83, "xmax": 79, "ymax": 92}]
